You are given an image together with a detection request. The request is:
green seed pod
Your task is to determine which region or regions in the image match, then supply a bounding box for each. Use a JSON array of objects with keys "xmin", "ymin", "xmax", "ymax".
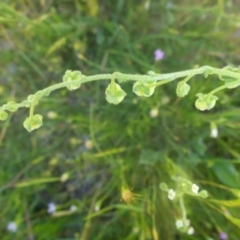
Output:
[
  {"xmin": 0, "ymin": 110, "xmax": 8, "ymax": 121},
  {"xmin": 63, "ymin": 70, "xmax": 83, "ymax": 91},
  {"xmin": 176, "ymin": 81, "xmax": 191, "ymax": 97},
  {"xmin": 198, "ymin": 190, "xmax": 208, "ymax": 198},
  {"xmin": 23, "ymin": 114, "xmax": 43, "ymax": 132},
  {"xmin": 205, "ymin": 95, "xmax": 218, "ymax": 110},
  {"xmin": 195, "ymin": 94, "xmax": 208, "ymax": 111},
  {"xmin": 105, "ymin": 81, "xmax": 126, "ymax": 104},
  {"xmin": 132, "ymin": 80, "xmax": 156, "ymax": 97},
  {"xmin": 195, "ymin": 93, "xmax": 218, "ymax": 111},
  {"xmin": 3, "ymin": 101, "xmax": 18, "ymax": 112}
]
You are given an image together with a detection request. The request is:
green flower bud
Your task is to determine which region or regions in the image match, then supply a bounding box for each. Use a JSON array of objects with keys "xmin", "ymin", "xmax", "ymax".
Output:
[
  {"xmin": 23, "ymin": 114, "xmax": 43, "ymax": 132},
  {"xmin": 159, "ymin": 183, "xmax": 169, "ymax": 192},
  {"xmin": 0, "ymin": 110, "xmax": 8, "ymax": 121},
  {"xmin": 179, "ymin": 178, "xmax": 192, "ymax": 192},
  {"xmin": 176, "ymin": 81, "xmax": 191, "ymax": 97},
  {"xmin": 198, "ymin": 190, "xmax": 208, "ymax": 198},
  {"xmin": 63, "ymin": 70, "xmax": 83, "ymax": 91},
  {"xmin": 105, "ymin": 81, "xmax": 126, "ymax": 104},
  {"xmin": 133, "ymin": 80, "xmax": 156, "ymax": 97}
]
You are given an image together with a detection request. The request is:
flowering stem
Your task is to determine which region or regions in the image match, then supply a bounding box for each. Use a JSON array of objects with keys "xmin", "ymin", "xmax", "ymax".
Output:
[
  {"xmin": 1, "ymin": 66, "xmax": 240, "ymax": 114},
  {"xmin": 179, "ymin": 196, "xmax": 187, "ymax": 223}
]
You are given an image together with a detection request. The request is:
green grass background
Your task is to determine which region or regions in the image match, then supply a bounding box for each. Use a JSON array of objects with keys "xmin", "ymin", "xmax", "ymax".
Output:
[{"xmin": 1, "ymin": 0, "xmax": 240, "ymax": 239}]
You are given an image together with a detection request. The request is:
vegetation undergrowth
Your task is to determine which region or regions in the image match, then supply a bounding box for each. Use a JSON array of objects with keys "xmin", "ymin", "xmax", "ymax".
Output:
[{"xmin": 0, "ymin": 1, "xmax": 240, "ymax": 239}]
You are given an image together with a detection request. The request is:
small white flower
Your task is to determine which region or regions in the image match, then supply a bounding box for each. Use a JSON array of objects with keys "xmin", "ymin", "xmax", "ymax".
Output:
[
  {"xmin": 47, "ymin": 111, "xmax": 57, "ymax": 119},
  {"xmin": 144, "ymin": 0, "xmax": 150, "ymax": 10},
  {"xmin": 7, "ymin": 222, "xmax": 17, "ymax": 232},
  {"xmin": 210, "ymin": 128, "xmax": 218, "ymax": 138},
  {"xmin": 161, "ymin": 96, "xmax": 170, "ymax": 105},
  {"xmin": 187, "ymin": 226, "xmax": 195, "ymax": 235},
  {"xmin": 85, "ymin": 140, "xmax": 93, "ymax": 150},
  {"xmin": 61, "ymin": 172, "xmax": 69, "ymax": 182},
  {"xmin": 192, "ymin": 184, "xmax": 199, "ymax": 194},
  {"xmin": 95, "ymin": 205, "xmax": 100, "ymax": 212},
  {"xmin": 47, "ymin": 202, "xmax": 56, "ymax": 214},
  {"xmin": 69, "ymin": 205, "xmax": 77, "ymax": 212},
  {"xmin": 184, "ymin": 219, "xmax": 190, "ymax": 227},
  {"xmin": 175, "ymin": 219, "xmax": 183, "ymax": 229},
  {"xmin": 132, "ymin": 227, "xmax": 139, "ymax": 233},
  {"xmin": 168, "ymin": 189, "xmax": 176, "ymax": 200},
  {"xmin": 149, "ymin": 108, "xmax": 158, "ymax": 118}
]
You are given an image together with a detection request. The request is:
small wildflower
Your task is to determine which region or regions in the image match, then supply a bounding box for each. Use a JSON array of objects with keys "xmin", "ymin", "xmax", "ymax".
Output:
[
  {"xmin": 175, "ymin": 219, "xmax": 183, "ymax": 229},
  {"xmin": 149, "ymin": 108, "xmax": 158, "ymax": 118},
  {"xmin": 95, "ymin": 204, "xmax": 100, "ymax": 212},
  {"xmin": 187, "ymin": 227, "xmax": 195, "ymax": 235},
  {"xmin": 85, "ymin": 140, "xmax": 93, "ymax": 150},
  {"xmin": 7, "ymin": 222, "xmax": 17, "ymax": 232},
  {"xmin": 161, "ymin": 95, "xmax": 170, "ymax": 105},
  {"xmin": 144, "ymin": 0, "xmax": 150, "ymax": 10},
  {"xmin": 219, "ymin": 232, "xmax": 228, "ymax": 240},
  {"xmin": 121, "ymin": 188, "xmax": 135, "ymax": 204},
  {"xmin": 69, "ymin": 205, "xmax": 77, "ymax": 212},
  {"xmin": 184, "ymin": 219, "xmax": 190, "ymax": 227},
  {"xmin": 61, "ymin": 172, "xmax": 69, "ymax": 182},
  {"xmin": 210, "ymin": 122, "xmax": 218, "ymax": 138},
  {"xmin": 210, "ymin": 128, "xmax": 218, "ymax": 138},
  {"xmin": 47, "ymin": 111, "xmax": 57, "ymax": 119},
  {"xmin": 168, "ymin": 189, "xmax": 176, "ymax": 200},
  {"xmin": 192, "ymin": 184, "xmax": 199, "ymax": 194},
  {"xmin": 47, "ymin": 202, "xmax": 56, "ymax": 214},
  {"xmin": 154, "ymin": 49, "xmax": 165, "ymax": 61},
  {"xmin": 133, "ymin": 227, "xmax": 139, "ymax": 233}
]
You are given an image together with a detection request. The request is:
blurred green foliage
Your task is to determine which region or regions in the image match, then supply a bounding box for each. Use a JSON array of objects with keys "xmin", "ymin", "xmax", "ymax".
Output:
[{"xmin": 1, "ymin": 0, "xmax": 240, "ymax": 239}]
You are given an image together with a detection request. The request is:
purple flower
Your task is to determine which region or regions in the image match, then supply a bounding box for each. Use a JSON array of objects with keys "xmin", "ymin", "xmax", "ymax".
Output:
[
  {"xmin": 154, "ymin": 49, "xmax": 165, "ymax": 61},
  {"xmin": 219, "ymin": 232, "xmax": 228, "ymax": 240},
  {"xmin": 47, "ymin": 202, "xmax": 56, "ymax": 214},
  {"xmin": 7, "ymin": 222, "xmax": 17, "ymax": 232}
]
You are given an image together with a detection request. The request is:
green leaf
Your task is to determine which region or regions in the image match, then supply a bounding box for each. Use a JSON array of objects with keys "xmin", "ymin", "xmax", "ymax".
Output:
[
  {"xmin": 210, "ymin": 199, "xmax": 240, "ymax": 207},
  {"xmin": 63, "ymin": 70, "xmax": 83, "ymax": 91},
  {"xmin": 132, "ymin": 80, "xmax": 156, "ymax": 97},
  {"xmin": 0, "ymin": 110, "xmax": 8, "ymax": 121},
  {"xmin": 212, "ymin": 161, "xmax": 240, "ymax": 188},
  {"xmin": 23, "ymin": 114, "xmax": 43, "ymax": 132},
  {"xmin": 15, "ymin": 177, "xmax": 60, "ymax": 187},
  {"xmin": 105, "ymin": 81, "xmax": 126, "ymax": 104},
  {"xmin": 176, "ymin": 81, "xmax": 190, "ymax": 97},
  {"xmin": 195, "ymin": 93, "xmax": 218, "ymax": 111}
]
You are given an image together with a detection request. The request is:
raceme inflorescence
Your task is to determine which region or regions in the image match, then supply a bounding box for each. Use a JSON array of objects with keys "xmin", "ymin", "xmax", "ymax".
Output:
[{"xmin": 1, "ymin": 65, "xmax": 240, "ymax": 132}]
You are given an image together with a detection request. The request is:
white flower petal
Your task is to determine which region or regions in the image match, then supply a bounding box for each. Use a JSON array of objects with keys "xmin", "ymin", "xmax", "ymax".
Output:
[{"xmin": 168, "ymin": 189, "xmax": 176, "ymax": 200}]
